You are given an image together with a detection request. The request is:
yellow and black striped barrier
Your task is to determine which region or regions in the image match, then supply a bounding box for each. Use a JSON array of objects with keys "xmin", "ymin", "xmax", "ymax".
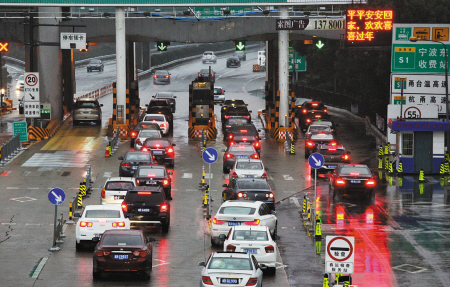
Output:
[
  {"xmin": 440, "ymin": 162, "xmax": 445, "ymax": 176},
  {"xmin": 203, "ymin": 187, "xmax": 209, "ymax": 207},
  {"xmin": 290, "ymin": 141, "xmax": 295, "ymax": 154},
  {"xmin": 378, "ymin": 146, "xmax": 384, "ymax": 157},
  {"xmin": 378, "ymin": 158, "xmax": 383, "ymax": 169},
  {"xmin": 419, "ymin": 169, "xmax": 425, "ymax": 182},
  {"xmin": 397, "ymin": 161, "xmax": 403, "ymax": 175},
  {"xmin": 79, "ymin": 182, "xmax": 86, "ymax": 198},
  {"xmin": 323, "ymin": 274, "xmax": 329, "ymax": 287},
  {"xmin": 302, "ymin": 195, "xmax": 306, "ymax": 214},
  {"xmin": 77, "ymin": 193, "xmax": 83, "ymax": 208}
]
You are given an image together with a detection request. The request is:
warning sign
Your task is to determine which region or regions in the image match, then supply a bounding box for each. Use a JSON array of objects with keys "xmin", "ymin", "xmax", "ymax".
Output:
[
  {"xmin": 325, "ymin": 236, "xmax": 355, "ymax": 274},
  {"xmin": 433, "ymin": 27, "xmax": 449, "ymax": 41},
  {"xmin": 414, "ymin": 27, "xmax": 430, "ymax": 40}
]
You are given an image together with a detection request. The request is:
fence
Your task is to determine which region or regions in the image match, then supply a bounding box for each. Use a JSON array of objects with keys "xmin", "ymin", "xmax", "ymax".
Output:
[{"xmin": 0, "ymin": 134, "xmax": 23, "ymax": 166}]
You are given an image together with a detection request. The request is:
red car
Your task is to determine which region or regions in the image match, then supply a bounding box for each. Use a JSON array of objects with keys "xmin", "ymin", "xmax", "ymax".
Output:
[{"xmin": 92, "ymin": 229, "xmax": 155, "ymax": 280}]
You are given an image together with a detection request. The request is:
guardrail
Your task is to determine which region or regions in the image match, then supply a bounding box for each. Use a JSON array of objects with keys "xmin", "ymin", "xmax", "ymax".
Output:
[
  {"xmin": 49, "ymin": 213, "xmax": 65, "ymax": 251},
  {"xmin": 0, "ymin": 134, "xmax": 23, "ymax": 166}
]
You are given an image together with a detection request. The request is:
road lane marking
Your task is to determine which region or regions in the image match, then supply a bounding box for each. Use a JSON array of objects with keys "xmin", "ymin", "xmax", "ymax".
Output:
[
  {"xmin": 289, "ymin": 197, "xmax": 301, "ymax": 208},
  {"xmin": 10, "ymin": 197, "xmax": 37, "ymax": 202},
  {"xmin": 6, "ymin": 187, "xmax": 19, "ymax": 189},
  {"xmin": 103, "ymin": 172, "xmax": 112, "ymax": 178},
  {"xmin": 27, "ymin": 187, "xmax": 39, "ymax": 190},
  {"xmin": 205, "ymin": 173, "xmax": 213, "ymax": 179},
  {"xmin": 283, "ymin": 175, "xmax": 293, "ymax": 180},
  {"xmin": 182, "ymin": 173, "xmax": 193, "ymax": 178},
  {"xmin": 30, "ymin": 257, "xmax": 48, "ymax": 279}
]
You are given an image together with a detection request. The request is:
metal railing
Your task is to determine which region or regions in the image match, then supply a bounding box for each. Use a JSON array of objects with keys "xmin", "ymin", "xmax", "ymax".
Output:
[
  {"xmin": 49, "ymin": 213, "xmax": 66, "ymax": 251},
  {"xmin": 0, "ymin": 134, "xmax": 23, "ymax": 166}
]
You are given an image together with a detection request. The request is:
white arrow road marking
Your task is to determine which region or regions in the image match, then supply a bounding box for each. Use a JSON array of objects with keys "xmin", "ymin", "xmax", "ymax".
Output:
[
  {"xmin": 205, "ymin": 150, "xmax": 215, "ymax": 161},
  {"xmin": 283, "ymin": 175, "xmax": 293, "ymax": 180},
  {"xmin": 311, "ymin": 155, "xmax": 322, "ymax": 166},
  {"xmin": 51, "ymin": 191, "xmax": 62, "ymax": 203},
  {"xmin": 181, "ymin": 173, "xmax": 193, "ymax": 178}
]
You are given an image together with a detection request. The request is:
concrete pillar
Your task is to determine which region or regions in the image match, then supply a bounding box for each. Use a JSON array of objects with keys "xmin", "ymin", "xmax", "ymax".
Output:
[
  {"xmin": 37, "ymin": 7, "xmax": 63, "ymax": 120},
  {"xmin": 278, "ymin": 6, "xmax": 289, "ymax": 127},
  {"xmin": 142, "ymin": 42, "xmax": 150, "ymax": 71},
  {"xmin": 115, "ymin": 7, "xmax": 126, "ymax": 124},
  {"xmin": 62, "ymin": 49, "xmax": 75, "ymax": 112},
  {"xmin": 126, "ymin": 41, "xmax": 135, "ymax": 88},
  {"xmin": 135, "ymin": 42, "xmax": 142, "ymax": 71}
]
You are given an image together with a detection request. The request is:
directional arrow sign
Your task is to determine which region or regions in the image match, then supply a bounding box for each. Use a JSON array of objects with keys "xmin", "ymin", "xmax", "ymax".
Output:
[
  {"xmin": 316, "ymin": 40, "xmax": 325, "ymax": 49},
  {"xmin": 48, "ymin": 188, "xmax": 66, "ymax": 205},
  {"xmin": 235, "ymin": 41, "xmax": 246, "ymax": 51},
  {"xmin": 202, "ymin": 147, "xmax": 218, "ymax": 164},
  {"xmin": 157, "ymin": 41, "xmax": 169, "ymax": 52},
  {"xmin": 308, "ymin": 153, "xmax": 324, "ymax": 169}
]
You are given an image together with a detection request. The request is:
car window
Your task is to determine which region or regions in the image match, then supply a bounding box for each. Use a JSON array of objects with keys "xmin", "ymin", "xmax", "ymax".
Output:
[
  {"xmin": 144, "ymin": 115, "xmax": 166, "ymax": 121},
  {"xmin": 137, "ymin": 168, "xmax": 165, "ymax": 177},
  {"xmin": 263, "ymin": 204, "xmax": 271, "ymax": 214},
  {"xmin": 75, "ymin": 101, "xmax": 98, "ymax": 108},
  {"xmin": 105, "ymin": 181, "xmax": 134, "ymax": 190},
  {"xmin": 230, "ymin": 145, "xmax": 255, "ymax": 152},
  {"xmin": 89, "ymin": 60, "xmax": 101, "ymax": 64},
  {"xmin": 125, "ymin": 153, "xmax": 151, "ymax": 161},
  {"xmin": 320, "ymin": 149, "xmax": 345, "ymax": 155},
  {"xmin": 233, "ymin": 230, "xmax": 268, "ymax": 241},
  {"xmin": 311, "ymin": 133, "xmax": 334, "ymax": 140},
  {"xmin": 155, "ymin": 70, "xmax": 168, "ymax": 75},
  {"xmin": 126, "ymin": 191, "xmax": 164, "ymax": 203},
  {"xmin": 224, "ymin": 100, "xmax": 245, "ymax": 106},
  {"xmin": 238, "ymin": 181, "xmax": 269, "ymax": 190},
  {"xmin": 309, "ymin": 126, "xmax": 331, "ymax": 132},
  {"xmin": 204, "ymin": 52, "xmax": 213, "ymax": 55},
  {"xmin": 237, "ymin": 162, "xmax": 263, "ymax": 170},
  {"xmin": 101, "ymin": 234, "xmax": 143, "ymax": 246},
  {"xmin": 340, "ymin": 166, "xmax": 371, "ymax": 175},
  {"xmin": 84, "ymin": 210, "xmax": 121, "ymax": 218},
  {"xmin": 139, "ymin": 130, "xmax": 161, "ymax": 138},
  {"xmin": 208, "ymin": 257, "xmax": 252, "ymax": 270},
  {"xmin": 18, "ymin": 75, "xmax": 25, "ymax": 81},
  {"xmin": 149, "ymin": 101, "xmax": 169, "ymax": 106},
  {"xmin": 143, "ymin": 140, "xmax": 171, "ymax": 148},
  {"xmin": 219, "ymin": 206, "xmax": 256, "ymax": 215}
]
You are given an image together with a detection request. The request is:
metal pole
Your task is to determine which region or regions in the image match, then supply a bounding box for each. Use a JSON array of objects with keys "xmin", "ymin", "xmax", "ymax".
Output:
[
  {"xmin": 314, "ymin": 168, "xmax": 317, "ymax": 236},
  {"xmin": 49, "ymin": 205, "xmax": 60, "ymax": 251},
  {"xmin": 115, "ymin": 7, "xmax": 126, "ymax": 124},
  {"xmin": 278, "ymin": 6, "xmax": 289, "ymax": 127},
  {"xmin": 400, "ymin": 79, "xmax": 404, "ymax": 118},
  {"xmin": 444, "ymin": 42, "xmax": 449, "ymax": 150},
  {"xmin": 208, "ymin": 163, "xmax": 211, "ymax": 216}
]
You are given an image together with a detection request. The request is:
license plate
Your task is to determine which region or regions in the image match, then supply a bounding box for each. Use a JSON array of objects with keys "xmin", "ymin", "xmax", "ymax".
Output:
[
  {"xmin": 114, "ymin": 195, "xmax": 125, "ymax": 200},
  {"xmin": 328, "ymin": 165, "xmax": 337, "ymax": 169},
  {"xmin": 214, "ymin": 96, "xmax": 219, "ymax": 99},
  {"xmin": 114, "ymin": 254, "xmax": 129, "ymax": 260},
  {"xmin": 132, "ymin": 166, "xmax": 138, "ymax": 169},
  {"xmin": 147, "ymin": 181, "xmax": 156, "ymax": 185},
  {"xmin": 243, "ymin": 248, "xmax": 257, "ymax": 254},
  {"xmin": 153, "ymin": 150, "xmax": 163, "ymax": 155},
  {"xmin": 244, "ymin": 175, "xmax": 254, "ymax": 178},
  {"xmin": 138, "ymin": 208, "xmax": 150, "ymax": 212},
  {"xmin": 95, "ymin": 234, "xmax": 102, "ymax": 238},
  {"xmin": 221, "ymin": 278, "xmax": 238, "ymax": 284},
  {"xmin": 228, "ymin": 222, "xmax": 241, "ymax": 226},
  {"xmin": 237, "ymin": 156, "xmax": 248, "ymax": 158},
  {"xmin": 351, "ymin": 180, "xmax": 361, "ymax": 183},
  {"xmin": 82, "ymin": 111, "xmax": 89, "ymax": 114}
]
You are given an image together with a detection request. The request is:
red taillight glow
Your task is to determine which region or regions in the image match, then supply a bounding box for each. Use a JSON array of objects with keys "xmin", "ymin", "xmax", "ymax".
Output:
[
  {"xmin": 246, "ymin": 278, "xmax": 258, "ymax": 286},
  {"xmin": 101, "ymin": 188, "xmax": 105, "ymax": 199},
  {"xmin": 306, "ymin": 141, "xmax": 315, "ymax": 147},
  {"xmin": 315, "ymin": 115, "xmax": 322, "ymax": 118},
  {"xmin": 231, "ymin": 171, "xmax": 238, "ymax": 178},
  {"xmin": 112, "ymin": 222, "xmax": 125, "ymax": 227},
  {"xmin": 225, "ymin": 153, "xmax": 234, "ymax": 159},
  {"xmin": 79, "ymin": 221, "xmax": 93, "ymax": 227},
  {"xmin": 154, "ymin": 75, "xmax": 157, "ymax": 78},
  {"xmin": 366, "ymin": 179, "xmax": 376, "ymax": 186},
  {"xmin": 130, "ymin": 131, "xmax": 137, "ymax": 137},
  {"xmin": 265, "ymin": 245, "xmax": 275, "ymax": 253},
  {"xmin": 160, "ymin": 204, "xmax": 169, "ymax": 212},
  {"xmin": 136, "ymin": 138, "xmax": 141, "ymax": 144},
  {"xmin": 229, "ymin": 134, "xmax": 234, "ymax": 139},
  {"xmin": 350, "ymin": 172, "xmax": 360, "ymax": 176},
  {"xmin": 243, "ymin": 115, "xmax": 250, "ymax": 119},
  {"xmin": 302, "ymin": 109, "xmax": 307, "ymax": 114},
  {"xmin": 341, "ymin": 154, "xmax": 350, "ymax": 161},
  {"xmin": 202, "ymin": 276, "xmax": 213, "ymax": 285},
  {"xmin": 142, "ymin": 147, "xmax": 149, "ymax": 152},
  {"xmin": 138, "ymin": 191, "xmax": 152, "ymax": 195},
  {"xmin": 237, "ymin": 192, "xmax": 246, "ymax": 198},
  {"xmin": 212, "ymin": 218, "xmax": 225, "ymax": 225},
  {"xmin": 266, "ymin": 192, "xmax": 274, "ymax": 198},
  {"xmin": 96, "ymin": 250, "xmax": 110, "ymax": 257},
  {"xmin": 136, "ymin": 180, "xmax": 140, "ymax": 185},
  {"xmin": 229, "ymin": 141, "xmax": 236, "ymax": 146},
  {"xmin": 335, "ymin": 178, "xmax": 346, "ymax": 186},
  {"xmin": 121, "ymin": 204, "xmax": 128, "ymax": 212},
  {"xmin": 250, "ymin": 154, "xmax": 259, "ymax": 159},
  {"xmin": 245, "ymin": 219, "xmax": 260, "ymax": 226},
  {"xmin": 253, "ymin": 141, "xmax": 260, "ymax": 148},
  {"xmin": 324, "ymin": 109, "xmax": 328, "ymax": 113},
  {"xmin": 166, "ymin": 147, "xmax": 174, "ymax": 153},
  {"xmin": 163, "ymin": 179, "xmax": 169, "ymax": 186},
  {"xmin": 226, "ymin": 244, "xmax": 236, "ymax": 252},
  {"xmin": 121, "ymin": 163, "xmax": 130, "ymax": 168},
  {"xmin": 312, "ymin": 103, "xmax": 318, "ymax": 106},
  {"xmin": 240, "ymin": 129, "xmax": 248, "ymax": 133},
  {"xmin": 165, "ymin": 75, "xmax": 169, "ymax": 78},
  {"xmin": 160, "ymin": 123, "xmax": 166, "ymax": 128},
  {"xmin": 306, "ymin": 118, "xmax": 311, "ymax": 123},
  {"xmin": 261, "ymin": 171, "xmax": 267, "ymax": 179}
]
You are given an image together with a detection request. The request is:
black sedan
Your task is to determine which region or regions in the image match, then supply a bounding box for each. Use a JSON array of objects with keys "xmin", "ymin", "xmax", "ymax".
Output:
[
  {"xmin": 222, "ymin": 178, "xmax": 275, "ymax": 210},
  {"xmin": 93, "ymin": 229, "xmax": 154, "ymax": 280},
  {"xmin": 141, "ymin": 138, "xmax": 176, "ymax": 167},
  {"xmin": 300, "ymin": 110, "xmax": 331, "ymax": 132},
  {"xmin": 134, "ymin": 165, "xmax": 173, "ymax": 199},
  {"xmin": 87, "ymin": 59, "xmax": 104, "ymax": 72},
  {"xmin": 198, "ymin": 69, "xmax": 216, "ymax": 82},
  {"xmin": 118, "ymin": 151, "xmax": 156, "ymax": 177},
  {"xmin": 226, "ymin": 56, "xmax": 241, "ymax": 68},
  {"xmin": 329, "ymin": 164, "xmax": 376, "ymax": 198},
  {"xmin": 220, "ymin": 99, "xmax": 247, "ymax": 121},
  {"xmin": 305, "ymin": 131, "xmax": 336, "ymax": 158},
  {"xmin": 152, "ymin": 92, "xmax": 176, "ymax": 113},
  {"xmin": 222, "ymin": 117, "xmax": 251, "ymax": 139},
  {"xmin": 129, "ymin": 122, "xmax": 161, "ymax": 147},
  {"xmin": 222, "ymin": 144, "xmax": 259, "ymax": 173},
  {"xmin": 222, "ymin": 106, "xmax": 252, "ymax": 122}
]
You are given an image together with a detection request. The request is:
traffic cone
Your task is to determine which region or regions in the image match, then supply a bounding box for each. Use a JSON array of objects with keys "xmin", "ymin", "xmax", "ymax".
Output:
[
  {"xmin": 105, "ymin": 143, "xmax": 110, "ymax": 157},
  {"xmin": 419, "ymin": 169, "xmax": 425, "ymax": 182},
  {"xmin": 378, "ymin": 158, "xmax": 383, "ymax": 169},
  {"xmin": 378, "ymin": 146, "xmax": 384, "ymax": 157},
  {"xmin": 388, "ymin": 161, "xmax": 394, "ymax": 174},
  {"xmin": 315, "ymin": 217, "xmax": 322, "ymax": 241},
  {"xmin": 323, "ymin": 273, "xmax": 329, "ymax": 287},
  {"xmin": 398, "ymin": 161, "xmax": 403, "ymax": 175},
  {"xmin": 440, "ymin": 162, "xmax": 445, "ymax": 177},
  {"xmin": 302, "ymin": 195, "xmax": 306, "ymax": 214}
]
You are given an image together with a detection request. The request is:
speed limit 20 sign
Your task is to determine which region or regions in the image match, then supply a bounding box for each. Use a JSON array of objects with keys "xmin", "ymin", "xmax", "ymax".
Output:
[{"xmin": 24, "ymin": 72, "xmax": 40, "ymax": 118}]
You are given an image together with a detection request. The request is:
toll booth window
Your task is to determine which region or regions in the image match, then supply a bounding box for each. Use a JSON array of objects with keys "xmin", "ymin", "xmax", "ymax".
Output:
[
  {"xmin": 193, "ymin": 89, "xmax": 211, "ymax": 102},
  {"xmin": 402, "ymin": 133, "xmax": 414, "ymax": 156}
]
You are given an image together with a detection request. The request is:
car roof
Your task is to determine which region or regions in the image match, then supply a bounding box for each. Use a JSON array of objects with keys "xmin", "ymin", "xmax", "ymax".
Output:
[
  {"xmin": 339, "ymin": 164, "xmax": 369, "ymax": 168},
  {"xmin": 84, "ymin": 204, "xmax": 123, "ymax": 211},
  {"xmin": 215, "ymin": 86, "xmax": 223, "ymax": 89},
  {"xmin": 318, "ymin": 143, "xmax": 345, "ymax": 150},
  {"xmin": 212, "ymin": 252, "xmax": 251, "ymax": 259},
  {"xmin": 129, "ymin": 186, "xmax": 163, "ymax": 192},
  {"xmin": 155, "ymin": 92, "xmax": 174, "ymax": 97},
  {"xmin": 76, "ymin": 98, "xmax": 98, "ymax": 102},
  {"xmin": 220, "ymin": 200, "xmax": 263, "ymax": 208},
  {"xmin": 138, "ymin": 165, "xmax": 166, "ymax": 170},
  {"xmin": 231, "ymin": 226, "xmax": 268, "ymax": 232},
  {"xmin": 143, "ymin": 138, "xmax": 171, "ymax": 143},
  {"xmin": 106, "ymin": 177, "xmax": 136, "ymax": 182},
  {"xmin": 103, "ymin": 229, "xmax": 143, "ymax": 236},
  {"xmin": 235, "ymin": 158, "xmax": 263, "ymax": 163}
]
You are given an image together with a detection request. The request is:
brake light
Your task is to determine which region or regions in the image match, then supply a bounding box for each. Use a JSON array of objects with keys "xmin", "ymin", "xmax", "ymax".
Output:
[
  {"xmin": 212, "ymin": 218, "xmax": 225, "ymax": 225},
  {"xmin": 265, "ymin": 245, "xmax": 275, "ymax": 253},
  {"xmin": 229, "ymin": 141, "xmax": 236, "ymax": 146},
  {"xmin": 246, "ymin": 278, "xmax": 258, "ymax": 286},
  {"xmin": 245, "ymin": 219, "xmax": 260, "ymax": 226},
  {"xmin": 350, "ymin": 172, "xmax": 360, "ymax": 176},
  {"xmin": 261, "ymin": 171, "xmax": 267, "ymax": 179},
  {"xmin": 136, "ymin": 138, "xmax": 141, "ymax": 144},
  {"xmin": 96, "ymin": 250, "xmax": 110, "ymax": 257},
  {"xmin": 155, "ymin": 144, "xmax": 160, "ymax": 148},
  {"xmin": 240, "ymin": 129, "xmax": 248, "ymax": 133},
  {"xmin": 324, "ymin": 109, "xmax": 328, "ymax": 113},
  {"xmin": 226, "ymin": 125, "xmax": 231, "ymax": 129},
  {"xmin": 198, "ymin": 73, "xmax": 201, "ymax": 77},
  {"xmin": 229, "ymin": 134, "xmax": 234, "ymax": 139},
  {"xmin": 165, "ymin": 75, "xmax": 169, "ymax": 78},
  {"xmin": 328, "ymin": 148, "xmax": 336, "ymax": 151},
  {"xmin": 231, "ymin": 171, "xmax": 238, "ymax": 178},
  {"xmin": 266, "ymin": 192, "xmax": 274, "ymax": 198},
  {"xmin": 243, "ymin": 115, "xmax": 250, "ymax": 119},
  {"xmin": 315, "ymin": 115, "xmax": 321, "ymax": 118},
  {"xmin": 225, "ymin": 115, "xmax": 230, "ymax": 119},
  {"xmin": 130, "ymin": 131, "xmax": 137, "ymax": 137},
  {"xmin": 136, "ymin": 180, "xmax": 140, "ymax": 185},
  {"xmin": 154, "ymin": 75, "xmax": 157, "ymax": 78},
  {"xmin": 101, "ymin": 188, "xmax": 105, "ymax": 198},
  {"xmin": 302, "ymin": 109, "xmax": 307, "ymax": 114},
  {"xmin": 312, "ymin": 103, "xmax": 318, "ymax": 106},
  {"xmin": 250, "ymin": 153, "xmax": 259, "ymax": 159},
  {"xmin": 79, "ymin": 221, "xmax": 93, "ymax": 227},
  {"xmin": 221, "ymin": 89, "xmax": 224, "ymax": 94},
  {"xmin": 253, "ymin": 141, "xmax": 260, "ymax": 148},
  {"xmin": 112, "ymin": 222, "xmax": 125, "ymax": 227},
  {"xmin": 335, "ymin": 178, "xmax": 346, "ymax": 186},
  {"xmin": 223, "ymin": 107, "xmax": 227, "ymax": 110},
  {"xmin": 142, "ymin": 147, "xmax": 149, "ymax": 152},
  {"xmin": 202, "ymin": 276, "xmax": 213, "ymax": 285},
  {"xmin": 242, "ymin": 137, "xmax": 248, "ymax": 141},
  {"xmin": 306, "ymin": 141, "xmax": 315, "ymax": 147},
  {"xmin": 211, "ymin": 73, "xmax": 214, "ymax": 77},
  {"xmin": 225, "ymin": 153, "xmax": 234, "ymax": 159},
  {"xmin": 160, "ymin": 204, "xmax": 169, "ymax": 212},
  {"xmin": 138, "ymin": 191, "xmax": 152, "ymax": 195},
  {"xmin": 121, "ymin": 163, "xmax": 130, "ymax": 168},
  {"xmin": 237, "ymin": 192, "xmax": 246, "ymax": 198},
  {"xmin": 166, "ymin": 147, "xmax": 174, "ymax": 153},
  {"xmin": 121, "ymin": 203, "xmax": 128, "ymax": 212},
  {"xmin": 163, "ymin": 179, "xmax": 169, "ymax": 186},
  {"xmin": 330, "ymin": 142, "xmax": 337, "ymax": 146},
  {"xmin": 341, "ymin": 154, "xmax": 350, "ymax": 161},
  {"xmin": 226, "ymin": 244, "xmax": 236, "ymax": 252},
  {"xmin": 306, "ymin": 118, "xmax": 311, "ymax": 123},
  {"xmin": 160, "ymin": 123, "xmax": 166, "ymax": 128},
  {"xmin": 365, "ymin": 179, "xmax": 376, "ymax": 186}
]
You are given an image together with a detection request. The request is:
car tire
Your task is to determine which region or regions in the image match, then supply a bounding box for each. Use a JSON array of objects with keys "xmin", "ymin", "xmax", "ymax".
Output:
[
  {"xmin": 223, "ymin": 167, "xmax": 229, "ymax": 174},
  {"xmin": 272, "ymin": 221, "xmax": 278, "ymax": 240},
  {"xmin": 266, "ymin": 267, "xmax": 276, "ymax": 275},
  {"xmin": 210, "ymin": 237, "xmax": 217, "ymax": 247},
  {"xmin": 162, "ymin": 223, "xmax": 169, "ymax": 233},
  {"xmin": 93, "ymin": 268, "xmax": 101, "ymax": 280},
  {"xmin": 169, "ymin": 160, "xmax": 174, "ymax": 168},
  {"xmin": 75, "ymin": 241, "xmax": 82, "ymax": 251}
]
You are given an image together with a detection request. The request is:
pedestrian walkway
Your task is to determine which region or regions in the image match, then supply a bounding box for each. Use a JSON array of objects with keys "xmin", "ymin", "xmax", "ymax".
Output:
[{"xmin": 22, "ymin": 151, "xmax": 91, "ymax": 168}]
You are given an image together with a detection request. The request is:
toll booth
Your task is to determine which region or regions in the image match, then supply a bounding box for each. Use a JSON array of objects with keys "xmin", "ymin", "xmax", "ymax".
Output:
[{"xmin": 188, "ymin": 80, "xmax": 217, "ymax": 140}]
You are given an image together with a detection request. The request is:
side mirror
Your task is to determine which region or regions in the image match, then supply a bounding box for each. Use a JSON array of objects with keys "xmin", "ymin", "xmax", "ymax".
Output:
[
  {"xmin": 92, "ymin": 237, "xmax": 100, "ymax": 242},
  {"xmin": 222, "ymin": 184, "xmax": 228, "ymax": 187},
  {"xmin": 198, "ymin": 262, "xmax": 206, "ymax": 267},
  {"xmin": 260, "ymin": 264, "xmax": 267, "ymax": 270},
  {"xmin": 172, "ymin": 143, "xmax": 176, "ymax": 146},
  {"xmin": 118, "ymin": 156, "xmax": 123, "ymax": 160},
  {"xmin": 274, "ymin": 235, "xmax": 281, "ymax": 240},
  {"xmin": 249, "ymin": 110, "xmax": 253, "ymax": 113},
  {"xmin": 219, "ymin": 234, "xmax": 226, "ymax": 240},
  {"xmin": 152, "ymin": 95, "xmax": 156, "ymax": 98},
  {"xmin": 73, "ymin": 213, "xmax": 81, "ymax": 218},
  {"xmin": 265, "ymin": 167, "xmax": 269, "ymax": 171},
  {"xmin": 147, "ymin": 237, "xmax": 156, "ymax": 242},
  {"xmin": 174, "ymin": 96, "xmax": 177, "ymax": 98},
  {"xmin": 100, "ymin": 104, "xmax": 104, "ymax": 107},
  {"xmin": 271, "ymin": 210, "xmax": 276, "ymax": 215},
  {"xmin": 220, "ymin": 103, "xmax": 223, "ymax": 106},
  {"xmin": 257, "ymin": 129, "xmax": 261, "ymax": 132},
  {"xmin": 168, "ymin": 171, "xmax": 173, "ymax": 175}
]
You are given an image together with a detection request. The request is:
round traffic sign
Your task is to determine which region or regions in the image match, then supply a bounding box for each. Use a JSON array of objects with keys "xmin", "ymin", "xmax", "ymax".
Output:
[
  {"xmin": 25, "ymin": 73, "xmax": 38, "ymax": 87},
  {"xmin": 308, "ymin": 152, "xmax": 324, "ymax": 169},
  {"xmin": 48, "ymin": 188, "xmax": 66, "ymax": 205},
  {"xmin": 327, "ymin": 236, "xmax": 353, "ymax": 262},
  {"xmin": 202, "ymin": 147, "xmax": 218, "ymax": 164}
]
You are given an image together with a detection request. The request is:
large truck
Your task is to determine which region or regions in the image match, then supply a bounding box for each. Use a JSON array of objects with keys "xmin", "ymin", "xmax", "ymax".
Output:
[{"xmin": 257, "ymin": 50, "xmax": 266, "ymax": 71}]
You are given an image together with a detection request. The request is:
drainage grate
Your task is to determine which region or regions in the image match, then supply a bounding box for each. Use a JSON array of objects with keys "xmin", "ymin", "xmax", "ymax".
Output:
[
  {"xmin": 61, "ymin": 171, "xmax": 71, "ymax": 177},
  {"xmin": 393, "ymin": 264, "xmax": 427, "ymax": 273}
]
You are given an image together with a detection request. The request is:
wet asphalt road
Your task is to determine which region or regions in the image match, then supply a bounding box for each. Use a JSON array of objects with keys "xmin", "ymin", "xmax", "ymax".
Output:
[{"xmin": 1, "ymin": 50, "xmax": 450, "ymax": 286}]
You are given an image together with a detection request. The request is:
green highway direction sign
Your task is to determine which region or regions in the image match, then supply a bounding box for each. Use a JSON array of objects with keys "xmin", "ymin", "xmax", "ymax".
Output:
[
  {"xmin": 157, "ymin": 41, "xmax": 169, "ymax": 52},
  {"xmin": 235, "ymin": 41, "xmax": 245, "ymax": 51},
  {"xmin": 392, "ymin": 44, "xmax": 450, "ymax": 73},
  {"xmin": 194, "ymin": 7, "xmax": 252, "ymax": 17},
  {"xmin": 13, "ymin": 121, "xmax": 28, "ymax": 142},
  {"xmin": 289, "ymin": 48, "xmax": 306, "ymax": 72}
]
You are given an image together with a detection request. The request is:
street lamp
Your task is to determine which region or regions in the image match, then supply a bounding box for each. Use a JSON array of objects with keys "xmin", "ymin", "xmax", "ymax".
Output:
[{"xmin": 410, "ymin": 36, "xmax": 449, "ymax": 149}]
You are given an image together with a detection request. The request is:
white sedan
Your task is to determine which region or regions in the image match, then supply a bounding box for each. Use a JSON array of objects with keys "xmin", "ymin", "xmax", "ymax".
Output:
[
  {"xmin": 101, "ymin": 177, "xmax": 136, "ymax": 205},
  {"xmin": 210, "ymin": 200, "xmax": 277, "ymax": 246},
  {"xmin": 229, "ymin": 159, "xmax": 267, "ymax": 180},
  {"xmin": 199, "ymin": 251, "xmax": 264, "ymax": 287},
  {"xmin": 134, "ymin": 129, "xmax": 162, "ymax": 150},
  {"xmin": 75, "ymin": 205, "xmax": 130, "ymax": 251},
  {"xmin": 142, "ymin": 114, "xmax": 170, "ymax": 135},
  {"xmin": 222, "ymin": 226, "xmax": 277, "ymax": 274}
]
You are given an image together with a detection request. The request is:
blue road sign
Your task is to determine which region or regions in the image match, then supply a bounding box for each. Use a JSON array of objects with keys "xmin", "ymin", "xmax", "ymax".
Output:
[
  {"xmin": 48, "ymin": 188, "xmax": 66, "ymax": 205},
  {"xmin": 308, "ymin": 153, "xmax": 324, "ymax": 169},
  {"xmin": 202, "ymin": 147, "xmax": 218, "ymax": 164}
]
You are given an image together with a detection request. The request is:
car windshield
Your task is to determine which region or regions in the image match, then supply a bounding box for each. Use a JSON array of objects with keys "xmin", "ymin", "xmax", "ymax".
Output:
[
  {"xmin": 139, "ymin": 130, "xmax": 161, "ymax": 138},
  {"xmin": 144, "ymin": 115, "xmax": 165, "ymax": 122},
  {"xmin": 156, "ymin": 93, "xmax": 173, "ymax": 98},
  {"xmin": 200, "ymin": 69, "xmax": 214, "ymax": 74},
  {"xmin": 204, "ymin": 52, "xmax": 213, "ymax": 55},
  {"xmin": 227, "ymin": 118, "xmax": 249, "ymax": 125},
  {"xmin": 105, "ymin": 181, "xmax": 134, "ymax": 190},
  {"xmin": 89, "ymin": 60, "xmax": 101, "ymax": 64},
  {"xmin": 340, "ymin": 166, "xmax": 371, "ymax": 176},
  {"xmin": 143, "ymin": 140, "xmax": 171, "ymax": 148},
  {"xmin": 75, "ymin": 101, "xmax": 98, "ymax": 108},
  {"xmin": 233, "ymin": 230, "xmax": 268, "ymax": 241},
  {"xmin": 155, "ymin": 70, "xmax": 168, "ymax": 75},
  {"xmin": 138, "ymin": 123, "xmax": 160, "ymax": 130},
  {"xmin": 236, "ymin": 162, "xmax": 263, "ymax": 170},
  {"xmin": 230, "ymin": 145, "xmax": 255, "ymax": 152},
  {"xmin": 219, "ymin": 206, "xmax": 256, "ymax": 215},
  {"xmin": 84, "ymin": 210, "xmax": 120, "ymax": 218},
  {"xmin": 101, "ymin": 234, "xmax": 143, "ymax": 246},
  {"xmin": 237, "ymin": 181, "xmax": 270, "ymax": 189},
  {"xmin": 149, "ymin": 101, "xmax": 168, "ymax": 106},
  {"xmin": 304, "ymin": 102, "xmax": 324, "ymax": 109},
  {"xmin": 309, "ymin": 126, "xmax": 331, "ymax": 132},
  {"xmin": 18, "ymin": 75, "xmax": 24, "ymax": 81},
  {"xmin": 228, "ymin": 107, "xmax": 248, "ymax": 113},
  {"xmin": 224, "ymin": 100, "xmax": 245, "ymax": 106},
  {"xmin": 126, "ymin": 191, "xmax": 164, "ymax": 203},
  {"xmin": 137, "ymin": 168, "xmax": 165, "ymax": 177},
  {"xmin": 208, "ymin": 257, "xmax": 252, "ymax": 270},
  {"xmin": 124, "ymin": 153, "xmax": 151, "ymax": 161},
  {"xmin": 320, "ymin": 149, "xmax": 345, "ymax": 155}
]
